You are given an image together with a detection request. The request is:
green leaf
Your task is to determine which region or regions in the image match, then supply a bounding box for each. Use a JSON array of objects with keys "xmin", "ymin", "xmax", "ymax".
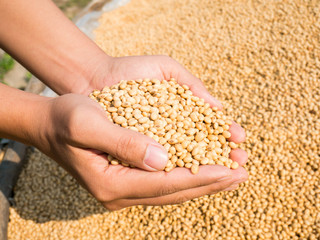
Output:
[{"xmin": 0, "ymin": 53, "xmax": 15, "ymax": 80}]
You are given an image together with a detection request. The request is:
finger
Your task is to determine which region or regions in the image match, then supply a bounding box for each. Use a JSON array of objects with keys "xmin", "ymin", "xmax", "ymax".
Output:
[
  {"xmin": 169, "ymin": 62, "xmax": 223, "ymax": 109},
  {"xmin": 224, "ymin": 183, "xmax": 239, "ymax": 191},
  {"xmin": 228, "ymin": 121, "xmax": 246, "ymax": 143},
  {"xmin": 105, "ymin": 182, "xmax": 232, "ymax": 210},
  {"xmin": 229, "ymin": 149, "xmax": 248, "ymax": 166},
  {"xmin": 105, "ymin": 168, "xmax": 247, "ymax": 210},
  {"xmin": 229, "ymin": 166, "xmax": 248, "ymax": 184},
  {"xmin": 60, "ymin": 147, "xmax": 111, "ymax": 197},
  {"xmin": 187, "ymin": 80, "xmax": 223, "ymax": 109},
  {"xmin": 104, "ymin": 164, "xmax": 233, "ymax": 200},
  {"xmin": 80, "ymin": 112, "xmax": 168, "ymax": 172}
]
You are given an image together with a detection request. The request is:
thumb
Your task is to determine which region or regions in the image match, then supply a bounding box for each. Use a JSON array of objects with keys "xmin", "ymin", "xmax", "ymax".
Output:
[{"xmin": 84, "ymin": 115, "xmax": 168, "ymax": 171}]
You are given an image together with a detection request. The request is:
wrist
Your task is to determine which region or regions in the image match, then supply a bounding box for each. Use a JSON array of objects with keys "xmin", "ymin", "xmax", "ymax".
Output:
[
  {"xmin": 41, "ymin": 51, "xmax": 114, "ymax": 96},
  {"xmin": 26, "ymin": 97, "xmax": 52, "ymax": 150},
  {"xmin": 74, "ymin": 54, "xmax": 114, "ymax": 96}
]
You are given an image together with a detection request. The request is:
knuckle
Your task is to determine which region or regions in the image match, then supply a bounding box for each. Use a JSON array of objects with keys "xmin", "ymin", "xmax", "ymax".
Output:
[
  {"xmin": 156, "ymin": 182, "xmax": 178, "ymax": 197},
  {"xmin": 93, "ymin": 182, "xmax": 118, "ymax": 203},
  {"xmin": 94, "ymin": 190, "xmax": 114, "ymax": 203},
  {"xmin": 66, "ymin": 105, "xmax": 89, "ymax": 141},
  {"xmin": 115, "ymin": 133, "xmax": 136, "ymax": 161}
]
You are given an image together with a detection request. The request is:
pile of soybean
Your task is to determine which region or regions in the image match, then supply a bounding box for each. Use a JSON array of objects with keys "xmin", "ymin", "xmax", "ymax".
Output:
[
  {"xmin": 8, "ymin": 0, "xmax": 320, "ymax": 239},
  {"xmin": 90, "ymin": 78, "xmax": 239, "ymax": 174}
]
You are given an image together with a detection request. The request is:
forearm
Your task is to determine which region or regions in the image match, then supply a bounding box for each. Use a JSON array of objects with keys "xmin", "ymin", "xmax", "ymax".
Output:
[
  {"xmin": 0, "ymin": 0, "xmax": 111, "ymax": 95},
  {"xmin": 0, "ymin": 83, "xmax": 47, "ymax": 145}
]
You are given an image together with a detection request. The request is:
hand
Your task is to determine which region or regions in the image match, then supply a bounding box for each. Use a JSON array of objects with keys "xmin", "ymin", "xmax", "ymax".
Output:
[
  {"xmin": 36, "ymin": 93, "xmax": 247, "ymax": 211},
  {"xmin": 0, "ymin": 0, "xmax": 247, "ymax": 210}
]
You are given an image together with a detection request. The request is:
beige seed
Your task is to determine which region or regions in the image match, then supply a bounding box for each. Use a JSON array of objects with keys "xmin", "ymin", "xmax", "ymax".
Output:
[
  {"xmin": 150, "ymin": 112, "xmax": 158, "ymax": 120},
  {"xmin": 192, "ymin": 160, "xmax": 200, "ymax": 165},
  {"xmin": 225, "ymin": 119, "xmax": 233, "ymax": 125},
  {"xmin": 195, "ymin": 132, "xmax": 206, "ymax": 142},
  {"xmin": 223, "ymin": 125, "xmax": 229, "ymax": 131},
  {"xmin": 195, "ymin": 122, "xmax": 204, "ymax": 130},
  {"xmin": 168, "ymin": 146, "xmax": 176, "ymax": 155},
  {"xmin": 140, "ymin": 99, "xmax": 148, "ymax": 106},
  {"xmin": 190, "ymin": 112, "xmax": 198, "ymax": 121},
  {"xmin": 230, "ymin": 161, "xmax": 239, "ymax": 169},
  {"xmin": 175, "ymin": 144, "xmax": 184, "ymax": 152},
  {"xmin": 191, "ymin": 164, "xmax": 199, "ymax": 174},
  {"xmin": 168, "ymin": 139, "xmax": 178, "ymax": 144},
  {"xmin": 140, "ymin": 106, "xmax": 151, "ymax": 112},
  {"xmin": 134, "ymin": 112, "xmax": 143, "ymax": 119},
  {"xmin": 128, "ymin": 118, "xmax": 138, "ymax": 126},
  {"xmin": 186, "ymin": 128, "xmax": 197, "ymax": 135},
  {"xmin": 110, "ymin": 160, "xmax": 119, "ymax": 165},
  {"xmin": 223, "ymin": 131, "xmax": 231, "ymax": 139},
  {"xmin": 121, "ymin": 162, "xmax": 129, "ymax": 167},
  {"xmin": 208, "ymin": 159, "xmax": 215, "ymax": 165},
  {"xmin": 204, "ymin": 117, "xmax": 212, "ymax": 124},
  {"xmin": 207, "ymin": 134, "xmax": 218, "ymax": 141},
  {"xmin": 159, "ymin": 138, "xmax": 167, "ymax": 145},
  {"xmin": 185, "ymin": 162, "xmax": 193, "ymax": 168},
  {"xmin": 125, "ymin": 112, "xmax": 132, "ymax": 119},
  {"xmin": 138, "ymin": 117, "xmax": 149, "ymax": 124},
  {"xmin": 200, "ymin": 158, "xmax": 209, "ymax": 165},
  {"xmin": 183, "ymin": 156, "xmax": 193, "ymax": 163},
  {"xmin": 122, "ymin": 102, "xmax": 131, "ymax": 108},
  {"xmin": 165, "ymin": 165, "xmax": 175, "ymax": 172},
  {"xmin": 145, "ymin": 132, "xmax": 154, "ymax": 138},
  {"xmin": 215, "ymin": 147, "xmax": 223, "ymax": 155},
  {"xmin": 128, "ymin": 126, "xmax": 138, "ymax": 132},
  {"xmin": 218, "ymin": 135, "xmax": 226, "ymax": 144},
  {"xmin": 114, "ymin": 116, "xmax": 126, "ymax": 124},
  {"xmin": 113, "ymin": 100, "xmax": 122, "ymax": 108},
  {"xmin": 181, "ymin": 141, "xmax": 190, "ymax": 149},
  {"xmin": 219, "ymin": 156, "xmax": 228, "ymax": 163},
  {"xmin": 107, "ymin": 107, "xmax": 117, "ymax": 113},
  {"xmin": 229, "ymin": 142, "xmax": 238, "ymax": 149},
  {"xmin": 176, "ymin": 159, "xmax": 185, "ymax": 167},
  {"xmin": 192, "ymin": 147, "xmax": 200, "ymax": 156}
]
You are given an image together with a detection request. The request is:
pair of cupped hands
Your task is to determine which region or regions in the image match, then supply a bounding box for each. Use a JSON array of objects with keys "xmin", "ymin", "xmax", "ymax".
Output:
[{"xmin": 36, "ymin": 55, "xmax": 248, "ymax": 211}]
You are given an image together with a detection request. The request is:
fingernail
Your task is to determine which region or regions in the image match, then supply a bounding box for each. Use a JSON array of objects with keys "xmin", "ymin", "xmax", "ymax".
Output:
[{"xmin": 144, "ymin": 144, "xmax": 168, "ymax": 170}]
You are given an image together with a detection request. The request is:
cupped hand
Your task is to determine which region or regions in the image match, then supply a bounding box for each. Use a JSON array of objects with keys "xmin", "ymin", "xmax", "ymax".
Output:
[{"xmin": 36, "ymin": 93, "xmax": 247, "ymax": 211}]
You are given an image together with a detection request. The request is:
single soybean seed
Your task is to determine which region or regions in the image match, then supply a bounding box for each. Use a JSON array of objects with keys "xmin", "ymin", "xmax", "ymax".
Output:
[
  {"xmin": 114, "ymin": 116, "xmax": 126, "ymax": 124},
  {"xmin": 191, "ymin": 164, "xmax": 199, "ymax": 174},
  {"xmin": 231, "ymin": 161, "xmax": 239, "ymax": 169},
  {"xmin": 229, "ymin": 142, "xmax": 238, "ymax": 149}
]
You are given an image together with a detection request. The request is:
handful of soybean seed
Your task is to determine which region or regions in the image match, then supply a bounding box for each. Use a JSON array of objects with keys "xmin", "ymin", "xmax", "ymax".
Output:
[{"xmin": 89, "ymin": 78, "xmax": 239, "ymax": 174}]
